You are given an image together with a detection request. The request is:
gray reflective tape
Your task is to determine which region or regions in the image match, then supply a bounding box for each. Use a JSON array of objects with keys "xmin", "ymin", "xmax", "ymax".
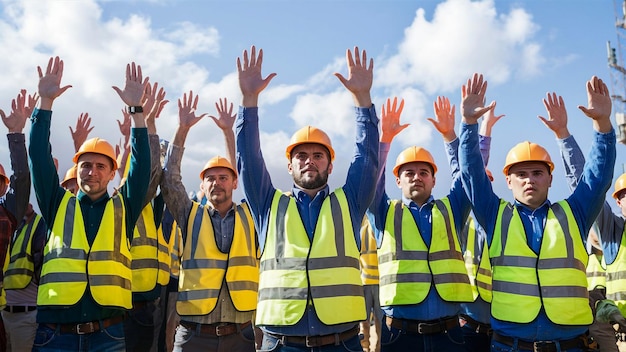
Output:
[
  {"xmin": 90, "ymin": 274, "xmax": 131, "ymax": 289},
  {"xmin": 40, "ymin": 272, "xmax": 87, "ymax": 285},
  {"xmin": 380, "ymin": 272, "xmax": 431, "ymax": 285},
  {"xmin": 228, "ymin": 280, "xmax": 259, "ymax": 291},
  {"xmin": 492, "ymin": 280, "xmax": 540, "ymax": 297},
  {"xmin": 258, "ymin": 287, "xmax": 308, "ymax": 301},
  {"xmin": 44, "ymin": 248, "xmax": 87, "ymax": 261},
  {"xmin": 260, "ymin": 258, "xmax": 306, "ymax": 271},
  {"xmin": 541, "ymin": 285, "xmax": 588, "ymax": 298},
  {"xmin": 492, "ymin": 255, "xmax": 536, "ymax": 268},
  {"xmin": 178, "ymin": 288, "xmax": 220, "ymax": 301},
  {"xmin": 182, "ymin": 258, "xmax": 227, "ymax": 270},
  {"xmin": 131, "ymin": 258, "xmax": 159, "ymax": 269}
]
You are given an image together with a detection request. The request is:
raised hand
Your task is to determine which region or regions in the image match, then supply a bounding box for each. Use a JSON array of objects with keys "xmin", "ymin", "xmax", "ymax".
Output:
[
  {"xmin": 237, "ymin": 46, "xmax": 277, "ymax": 107},
  {"xmin": 427, "ymin": 96, "xmax": 456, "ymax": 142},
  {"xmin": 538, "ymin": 93, "xmax": 569, "ymax": 139},
  {"xmin": 209, "ymin": 98, "xmax": 236, "ymax": 132},
  {"xmin": 143, "ymin": 82, "xmax": 168, "ymax": 134},
  {"xmin": 480, "ymin": 100, "xmax": 505, "ymax": 137},
  {"xmin": 70, "ymin": 112, "xmax": 94, "ymax": 152},
  {"xmin": 117, "ymin": 109, "xmax": 132, "ymax": 146},
  {"xmin": 380, "ymin": 97, "xmax": 408, "ymax": 143},
  {"xmin": 461, "ymin": 73, "xmax": 494, "ymax": 124},
  {"xmin": 112, "ymin": 62, "xmax": 149, "ymax": 107},
  {"xmin": 334, "ymin": 47, "xmax": 373, "ymax": 107},
  {"xmin": 1, "ymin": 89, "xmax": 38, "ymax": 133},
  {"xmin": 178, "ymin": 91, "xmax": 207, "ymax": 129},
  {"xmin": 37, "ymin": 56, "xmax": 72, "ymax": 110},
  {"xmin": 577, "ymin": 76, "xmax": 612, "ymax": 133}
]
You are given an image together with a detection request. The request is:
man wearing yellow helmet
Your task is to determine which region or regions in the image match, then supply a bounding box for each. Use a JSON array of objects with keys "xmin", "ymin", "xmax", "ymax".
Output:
[
  {"xmin": 28, "ymin": 57, "xmax": 151, "ymax": 351},
  {"xmin": 459, "ymin": 73, "xmax": 615, "ymax": 351},
  {"xmin": 236, "ymin": 46, "xmax": 378, "ymax": 351},
  {"xmin": 161, "ymin": 94, "xmax": 258, "ymax": 351},
  {"xmin": 369, "ymin": 96, "xmax": 473, "ymax": 351}
]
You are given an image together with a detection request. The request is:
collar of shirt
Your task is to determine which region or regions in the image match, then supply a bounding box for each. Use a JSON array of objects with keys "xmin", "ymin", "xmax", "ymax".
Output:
[
  {"xmin": 206, "ymin": 202, "xmax": 236, "ymax": 219},
  {"xmin": 292, "ymin": 184, "xmax": 329, "ymax": 203},
  {"xmin": 77, "ymin": 190, "xmax": 110, "ymax": 206},
  {"xmin": 513, "ymin": 198, "xmax": 551, "ymax": 216},
  {"xmin": 402, "ymin": 194, "xmax": 435, "ymax": 212}
]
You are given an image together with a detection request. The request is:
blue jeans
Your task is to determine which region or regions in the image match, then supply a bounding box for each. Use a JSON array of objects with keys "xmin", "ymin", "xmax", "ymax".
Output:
[
  {"xmin": 258, "ymin": 332, "xmax": 363, "ymax": 352},
  {"xmin": 124, "ymin": 298, "xmax": 163, "ymax": 352},
  {"xmin": 173, "ymin": 322, "xmax": 256, "ymax": 352},
  {"xmin": 380, "ymin": 319, "xmax": 464, "ymax": 352},
  {"xmin": 490, "ymin": 340, "xmax": 585, "ymax": 352},
  {"xmin": 461, "ymin": 324, "xmax": 491, "ymax": 352},
  {"xmin": 32, "ymin": 322, "xmax": 126, "ymax": 352}
]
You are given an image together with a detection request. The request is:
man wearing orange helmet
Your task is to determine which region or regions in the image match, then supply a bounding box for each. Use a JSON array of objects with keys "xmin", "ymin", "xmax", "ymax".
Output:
[
  {"xmin": 368, "ymin": 96, "xmax": 473, "ymax": 351},
  {"xmin": 459, "ymin": 73, "xmax": 615, "ymax": 352},
  {"xmin": 236, "ymin": 46, "xmax": 378, "ymax": 351},
  {"xmin": 161, "ymin": 94, "xmax": 258, "ymax": 351},
  {"xmin": 28, "ymin": 57, "xmax": 151, "ymax": 351}
]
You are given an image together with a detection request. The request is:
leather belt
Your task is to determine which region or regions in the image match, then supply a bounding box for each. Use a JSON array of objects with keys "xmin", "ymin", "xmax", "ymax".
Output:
[
  {"xmin": 492, "ymin": 332, "xmax": 584, "ymax": 352},
  {"xmin": 386, "ymin": 316, "xmax": 459, "ymax": 335},
  {"xmin": 181, "ymin": 321, "xmax": 251, "ymax": 337},
  {"xmin": 3, "ymin": 305, "xmax": 37, "ymax": 313},
  {"xmin": 46, "ymin": 315, "xmax": 125, "ymax": 335},
  {"xmin": 268, "ymin": 325, "xmax": 359, "ymax": 347},
  {"xmin": 459, "ymin": 314, "xmax": 492, "ymax": 335}
]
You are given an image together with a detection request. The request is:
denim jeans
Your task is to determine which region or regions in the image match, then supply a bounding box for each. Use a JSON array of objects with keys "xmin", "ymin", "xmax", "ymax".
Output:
[
  {"xmin": 379, "ymin": 319, "xmax": 464, "ymax": 352},
  {"xmin": 490, "ymin": 340, "xmax": 585, "ymax": 352},
  {"xmin": 32, "ymin": 321, "xmax": 126, "ymax": 352},
  {"xmin": 173, "ymin": 321, "xmax": 256, "ymax": 352},
  {"xmin": 258, "ymin": 332, "xmax": 363, "ymax": 352}
]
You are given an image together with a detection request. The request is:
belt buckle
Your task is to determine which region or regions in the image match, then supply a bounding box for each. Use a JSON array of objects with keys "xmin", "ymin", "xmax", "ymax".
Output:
[
  {"xmin": 305, "ymin": 335, "xmax": 319, "ymax": 347},
  {"xmin": 76, "ymin": 322, "xmax": 94, "ymax": 335},
  {"xmin": 417, "ymin": 322, "xmax": 426, "ymax": 334},
  {"xmin": 215, "ymin": 323, "xmax": 231, "ymax": 337},
  {"xmin": 533, "ymin": 341, "xmax": 556, "ymax": 352}
]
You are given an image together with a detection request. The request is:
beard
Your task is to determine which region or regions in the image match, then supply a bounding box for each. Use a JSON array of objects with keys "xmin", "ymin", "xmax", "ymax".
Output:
[{"xmin": 293, "ymin": 167, "xmax": 329, "ymax": 190}]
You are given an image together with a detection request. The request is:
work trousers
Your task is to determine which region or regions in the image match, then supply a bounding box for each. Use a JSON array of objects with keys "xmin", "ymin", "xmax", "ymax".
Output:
[
  {"xmin": 1, "ymin": 309, "xmax": 37, "ymax": 352},
  {"xmin": 31, "ymin": 321, "xmax": 125, "ymax": 352},
  {"xmin": 173, "ymin": 321, "xmax": 255, "ymax": 352}
]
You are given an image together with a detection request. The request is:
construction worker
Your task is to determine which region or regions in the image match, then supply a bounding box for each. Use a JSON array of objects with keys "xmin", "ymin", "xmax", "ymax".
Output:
[
  {"xmin": 369, "ymin": 95, "xmax": 473, "ymax": 351},
  {"xmin": 459, "ymin": 73, "xmax": 615, "ymax": 351},
  {"xmin": 29, "ymin": 57, "xmax": 150, "ymax": 351},
  {"xmin": 358, "ymin": 215, "xmax": 382, "ymax": 352},
  {"xmin": 0, "ymin": 89, "xmax": 43, "ymax": 352},
  {"xmin": 162, "ymin": 94, "xmax": 258, "ymax": 351},
  {"xmin": 237, "ymin": 46, "xmax": 378, "ymax": 351}
]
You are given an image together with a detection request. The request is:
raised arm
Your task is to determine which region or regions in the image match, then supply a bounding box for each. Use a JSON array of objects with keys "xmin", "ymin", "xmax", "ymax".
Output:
[
  {"xmin": 578, "ymin": 76, "xmax": 613, "ymax": 134},
  {"xmin": 115, "ymin": 109, "xmax": 131, "ymax": 180},
  {"xmin": 334, "ymin": 47, "xmax": 373, "ymax": 108},
  {"xmin": 478, "ymin": 100, "xmax": 504, "ymax": 166},
  {"xmin": 209, "ymin": 97, "xmax": 236, "ymax": 165},
  {"xmin": 143, "ymin": 81, "xmax": 169, "ymax": 203},
  {"xmin": 427, "ymin": 96, "xmax": 456, "ymax": 143},
  {"xmin": 238, "ymin": 46, "xmax": 276, "ymax": 108},
  {"xmin": 112, "ymin": 62, "xmax": 148, "ymax": 129},
  {"xmin": 70, "ymin": 112, "xmax": 94, "ymax": 153}
]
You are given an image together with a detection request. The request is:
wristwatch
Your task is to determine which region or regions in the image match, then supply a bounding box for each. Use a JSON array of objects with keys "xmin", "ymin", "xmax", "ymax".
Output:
[{"xmin": 127, "ymin": 106, "xmax": 144, "ymax": 114}]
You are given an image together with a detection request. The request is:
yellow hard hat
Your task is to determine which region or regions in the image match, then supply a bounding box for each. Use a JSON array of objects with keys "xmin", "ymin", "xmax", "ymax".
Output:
[
  {"xmin": 612, "ymin": 173, "xmax": 626, "ymax": 199},
  {"xmin": 0, "ymin": 163, "xmax": 8, "ymax": 185},
  {"xmin": 392, "ymin": 146, "xmax": 437, "ymax": 177},
  {"xmin": 285, "ymin": 126, "xmax": 335, "ymax": 161},
  {"xmin": 73, "ymin": 137, "xmax": 118, "ymax": 171},
  {"xmin": 61, "ymin": 164, "xmax": 77, "ymax": 187},
  {"xmin": 199, "ymin": 156, "xmax": 237, "ymax": 180},
  {"xmin": 502, "ymin": 141, "xmax": 553, "ymax": 176}
]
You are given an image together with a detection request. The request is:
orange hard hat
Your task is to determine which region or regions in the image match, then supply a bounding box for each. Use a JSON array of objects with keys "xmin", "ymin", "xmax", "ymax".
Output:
[
  {"xmin": 393, "ymin": 146, "xmax": 437, "ymax": 177},
  {"xmin": 502, "ymin": 141, "xmax": 553, "ymax": 176},
  {"xmin": 199, "ymin": 156, "xmax": 237, "ymax": 180},
  {"xmin": 61, "ymin": 164, "xmax": 78, "ymax": 187},
  {"xmin": 73, "ymin": 137, "xmax": 118, "ymax": 171},
  {"xmin": 285, "ymin": 126, "xmax": 335, "ymax": 161},
  {"xmin": 612, "ymin": 173, "xmax": 626, "ymax": 199},
  {"xmin": 0, "ymin": 163, "xmax": 8, "ymax": 185},
  {"xmin": 485, "ymin": 168, "xmax": 494, "ymax": 182}
]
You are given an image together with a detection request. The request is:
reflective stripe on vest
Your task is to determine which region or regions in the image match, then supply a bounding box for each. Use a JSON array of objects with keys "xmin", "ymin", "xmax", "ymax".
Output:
[
  {"xmin": 130, "ymin": 203, "xmax": 171, "ymax": 292},
  {"xmin": 606, "ymin": 226, "xmax": 626, "ymax": 315},
  {"xmin": 4, "ymin": 214, "xmax": 43, "ymax": 289},
  {"xmin": 586, "ymin": 253, "xmax": 606, "ymax": 290},
  {"xmin": 490, "ymin": 200, "xmax": 591, "ymax": 325},
  {"xmin": 359, "ymin": 216, "xmax": 379, "ymax": 285},
  {"xmin": 38, "ymin": 193, "xmax": 132, "ymax": 309},
  {"xmin": 461, "ymin": 217, "xmax": 493, "ymax": 303},
  {"xmin": 256, "ymin": 189, "xmax": 365, "ymax": 326},
  {"xmin": 177, "ymin": 202, "xmax": 258, "ymax": 315},
  {"xmin": 378, "ymin": 199, "xmax": 473, "ymax": 306},
  {"xmin": 168, "ymin": 220, "xmax": 183, "ymax": 279}
]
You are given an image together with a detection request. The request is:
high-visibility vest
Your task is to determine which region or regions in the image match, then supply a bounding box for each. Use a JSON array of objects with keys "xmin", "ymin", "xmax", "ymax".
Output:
[
  {"xmin": 378, "ymin": 198, "xmax": 473, "ymax": 306},
  {"xmin": 130, "ymin": 203, "xmax": 170, "ymax": 292},
  {"xmin": 256, "ymin": 188, "xmax": 365, "ymax": 326},
  {"xmin": 489, "ymin": 200, "xmax": 591, "ymax": 325},
  {"xmin": 4, "ymin": 214, "xmax": 43, "ymax": 289},
  {"xmin": 606, "ymin": 226, "xmax": 626, "ymax": 315},
  {"xmin": 461, "ymin": 216, "xmax": 493, "ymax": 302},
  {"xmin": 586, "ymin": 253, "xmax": 606, "ymax": 291},
  {"xmin": 177, "ymin": 202, "xmax": 259, "ymax": 315},
  {"xmin": 359, "ymin": 216, "xmax": 379, "ymax": 285},
  {"xmin": 38, "ymin": 193, "xmax": 132, "ymax": 309},
  {"xmin": 167, "ymin": 219, "xmax": 183, "ymax": 280}
]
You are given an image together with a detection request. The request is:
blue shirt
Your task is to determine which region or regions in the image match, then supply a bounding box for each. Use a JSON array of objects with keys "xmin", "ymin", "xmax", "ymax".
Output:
[
  {"xmin": 236, "ymin": 105, "xmax": 379, "ymax": 336},
  {"xmin": 369, "ymin": 140, "xmax": 471, "ymax": 321},
  {"xmin": 459, "ymin": 122, "xmax": 616, "ymax": 341}
]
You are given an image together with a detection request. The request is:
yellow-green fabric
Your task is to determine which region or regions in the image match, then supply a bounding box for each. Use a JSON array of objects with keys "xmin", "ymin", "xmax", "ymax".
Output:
[
  {"xmin": 606, "ymin": 226, "xmax": 626, "ymax": 316},
  {"xmin": 359, "ymin": 217, "xmax": 379, "ymax": 285},
  {"xmin": 256, "ymin": 188, "xmax": 365, "ymax": 326},
  {"xmin": 462, "ymin": 217, "xmax": 493, "ymax": 303},
  {"xmin": 130, "ymin": 203, "xmax": 170, "ymax": 292},
  {"xmin": 586, "ymin": 253, "xmax": 606, "ymax": 291},
  {"xmin": 4, "ymin": 214, "xmax": 42, "ymax": 289}
]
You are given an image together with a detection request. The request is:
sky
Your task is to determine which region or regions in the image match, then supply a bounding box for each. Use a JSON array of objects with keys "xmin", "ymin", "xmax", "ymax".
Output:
[{"xmin": 0, "ymin": 0, "xmax": 624, "ymax": 213}]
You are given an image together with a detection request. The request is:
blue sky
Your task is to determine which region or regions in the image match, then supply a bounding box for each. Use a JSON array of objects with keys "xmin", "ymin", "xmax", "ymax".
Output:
[{"xmin": 0, "ymin": 0, "xmax": 623, "ymax": 212}]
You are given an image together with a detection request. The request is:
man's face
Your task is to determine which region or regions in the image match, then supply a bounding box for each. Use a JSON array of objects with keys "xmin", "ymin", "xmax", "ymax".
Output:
[
  {"xmin": 77, "ymin": 153, "xmax": 116, "ymax": 199},
  {"xmin": 288, "ymin": 143, "xmax": 333, "ymax": 191},
  {"xmin": 506, "ymin": 161, "xmax": 552, "ymax": 209},
  {"xmin": 200, "ymin": 167, "xmax": 237, "ymax": 207},
  {"xmin": 615, "ymin": 191, "xmax": 626, "ymax": 217},
  {"xmin": 395, "ymin": 162, "xmax": 435, "ymax": 206}
]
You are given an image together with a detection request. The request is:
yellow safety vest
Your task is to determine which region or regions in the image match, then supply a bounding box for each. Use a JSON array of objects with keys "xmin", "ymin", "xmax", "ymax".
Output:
[
  {"xmin": 489, "ymin": 200, "xmax": 591, "ymax": 325},
  {"xmin": 177, "ymin": 202, "xmax": 258, "ymax": 315},
  {"xmin": 606, "ymin": 226, "xmax": 626, "ymax": 315},
  {"xmin": 462, "ymin": 216, "xmax": 493, "ymax": 303},
  {"xmin": 130, "ymin": 203, "xmax": 170, "ymax": 292},
  {"xmin": 256, "ymin": 189, "xmax": 365, "ymax": 326},
  {"xmin": 167, "ymin": 219, "xmax": 183, "ymax": 279},
  {"xmin": 378, "ymin": 198, "xmax": 473, "ymax": 306},
  {"xmin": 359, "ymin": 216, "xmax": 379, "ymax": 285},
  {"xmin": 4, "ymin": 214, "xmax": 43, "ymax": 289},
  {"xmin": 38, "ymin": 192, "xmax": 132, "ymax": 309},
  {"xmin": 586, "ymin": 253, "xmax": 606, "ymax": 291}
]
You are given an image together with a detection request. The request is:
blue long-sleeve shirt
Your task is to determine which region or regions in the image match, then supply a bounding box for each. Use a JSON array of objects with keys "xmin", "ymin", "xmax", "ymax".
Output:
[
  {"xmin": 29, "ymin": 108, "xmax": 150, "ymax": 324},
  {"xmin": 236, "ymin": 105, "xmax": 379, "ymax": 336},
  {"xmin": 369, "ymin": 139, "xmax": 471, "ymax": 321},
  {"xmin": 459, "ymin": 122, "xmax": 616, "ymax": 341}
]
